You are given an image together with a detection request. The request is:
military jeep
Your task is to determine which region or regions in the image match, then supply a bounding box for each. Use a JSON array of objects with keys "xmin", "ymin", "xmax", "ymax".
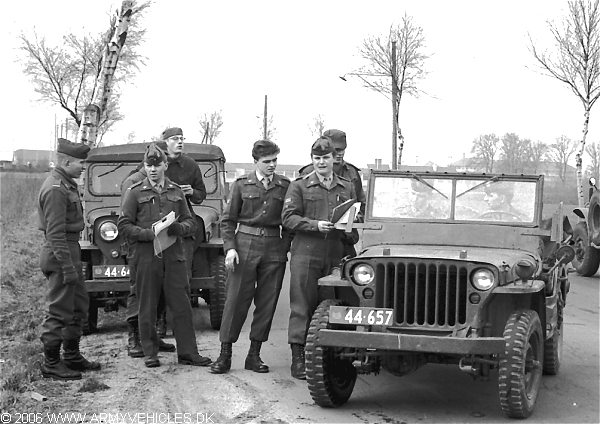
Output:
[
  {"xmin": 79, "ymin": 142, "xmax": 228, "ymax": 332},
  {"xmin": 307, "ymin": 171, "xmax": 574, "ymax": 419}
]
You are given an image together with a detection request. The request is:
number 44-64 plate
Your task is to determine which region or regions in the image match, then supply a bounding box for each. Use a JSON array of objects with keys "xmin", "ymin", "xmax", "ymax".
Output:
[
  {"xmin": 93, "ymin": 265, "xmax": 130, "ymax": 279},
  {"xmin": 328, "ymin": 306, "xmax": 394, "ymax": 326}
]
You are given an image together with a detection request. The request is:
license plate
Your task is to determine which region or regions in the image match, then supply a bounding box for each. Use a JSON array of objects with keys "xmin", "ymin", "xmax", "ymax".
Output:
[
  {"xmin": 93, "ymin": 265, "xmax": 130, "ymax": 279},
  {"xmin": 328, "ymin": 306, "xmax": 394, "ymax": 326}
]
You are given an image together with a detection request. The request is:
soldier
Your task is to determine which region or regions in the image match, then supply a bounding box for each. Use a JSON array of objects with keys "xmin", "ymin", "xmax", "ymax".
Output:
[
  {"xmin": 38, "ymin": 138, "xmax": 101, "ymax": 380},
  {"xmin": 299, "ymin": 129, "xmax": 364, "ymax": 257},
  {"xmin": 394, "ymin": 178, "xmax": 448, "ymax": 219},
  {"xmin": 282, "ymin": 136, "xmax": 357, "ymax": 379},
  {"xmin": 118, "ymin": 143, "xmax": 211, "ymax": 368},
  {"xmin": 210, "ymin": 140, "xmax": 290, "ymax": 374},
  {"xmin": 482, "ymin": 182, "xmax": 525, "ymax": 221}
]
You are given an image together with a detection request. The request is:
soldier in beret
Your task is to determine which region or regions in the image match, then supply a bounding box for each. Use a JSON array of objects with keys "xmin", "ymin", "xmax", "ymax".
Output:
[
  {"xmin": 299, "ymin": 129, "xmax": 365, "ymax": 258},
  {"xmin": 210, "ymin": 139, "xmax": 290, "ymax": 375},
  {"xmin": 282, "ymin": 136, "xmax": 358, "ymax": 379},
  {"xmin": 118, "ymin": 143, "xmax": 211, "ymax": 368},
  {"xmin": 38, "ymin": 138, "xmax": 100, "ymax": 380}
]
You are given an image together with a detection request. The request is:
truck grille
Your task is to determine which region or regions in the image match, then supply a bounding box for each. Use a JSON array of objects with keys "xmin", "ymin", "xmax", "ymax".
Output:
[{"xmin": 375, "ymin": 261, "xmax": 469, "ymax": 329}]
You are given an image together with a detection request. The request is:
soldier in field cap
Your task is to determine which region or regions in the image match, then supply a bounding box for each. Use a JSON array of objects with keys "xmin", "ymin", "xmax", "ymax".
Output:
[
  {"xmin": 299, "ymin": 129, "xmax": 365, "ymax": 258},
  {"xmin": 282, "ymin": 136, "xmax": 358, "ymax": 379},
  {"xmin": 38, "ymin": 138, "xmax": 101, "ymax": 381},
  {"xmin": 118, "ymin": 142, "xmax": 211, "ymax": 368}
]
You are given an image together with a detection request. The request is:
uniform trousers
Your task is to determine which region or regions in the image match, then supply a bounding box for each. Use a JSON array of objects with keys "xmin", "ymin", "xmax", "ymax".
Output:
[
  {"xmin": 135, "ymin": 241, "xmax": 198, "ymax": 357},
  {"xmin": 219, "ymin": 232, "xmax": 286, "ymax": 343},
  {"xmin": 288, "ymin": 232, "xmax": 344, "ymax": 345},
  {"xmin": 40, "ymin": 240, "xmax": 88, "ymax": 345}
]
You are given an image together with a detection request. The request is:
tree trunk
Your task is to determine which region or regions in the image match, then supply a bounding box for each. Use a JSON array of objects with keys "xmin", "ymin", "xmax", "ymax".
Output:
[
  {"xmin": 77, "ymin": 0, "xmax": 134, "ymax": 147},
  {"xmin": 576, "ymin": 107, "xmax": 591, "ymax": 208}
]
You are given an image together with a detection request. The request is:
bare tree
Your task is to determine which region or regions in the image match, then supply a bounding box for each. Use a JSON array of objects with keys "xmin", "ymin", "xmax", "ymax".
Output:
[
  {"xmin": 529, "ymin": 0, "xmax": 600, "ymax": 206},
  {"xmin": 498, "ymin": 133, "xmax": 530, "ymax": 174},
  {"xmin": 528, "ymin": 140, "xmax": 549, "ymax": 174},
  {"xmin": 356, "ymin": 13, "xmax": 430, "ymax": 166},
  {"xmin": 18, "ymin": 1, "xmax": 149, "ymax": 146},
  {"xmin": 308, "ymin": 114, "xmax": 326, "ymax": 138},
  {"xmin": 199, "ymin": 110, "xmax": 224, "ymax": 144},
  {"xmin": 256, "ymin": 115, "xmax": 276, "ymax": 141},
  {"xmin": 547, "ymin": 135, "xmax": 577, "ymax": 182},
  {"xmin": 585, "ymin": 141, "xmax": 600, "ymax": 181},
  {"xmin": 126, "ymin": 131, "xmax": 137, "ymax": 144},
  {"xmin": 470, "ymin": 133, "xmax": 499, "ymax": 173}
]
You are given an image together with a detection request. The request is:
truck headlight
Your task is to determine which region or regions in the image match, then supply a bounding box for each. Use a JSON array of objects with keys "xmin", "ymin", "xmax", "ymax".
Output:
[
  {"xmin": 471, "ymin": 268, "xmax": 494, "ymax": 291},
  {"xmin": 99, "ymin": 221, "xmax": 119, "ymax": 241},
  {"xmin": 352, "ymin": 264, "xmax": 375, "ymax": 286}
]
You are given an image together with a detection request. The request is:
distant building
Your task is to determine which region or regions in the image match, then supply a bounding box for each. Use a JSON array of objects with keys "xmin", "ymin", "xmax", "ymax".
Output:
[{"xmin": 13, "ymin": 149, "xmax": 55, "ymax": 169}]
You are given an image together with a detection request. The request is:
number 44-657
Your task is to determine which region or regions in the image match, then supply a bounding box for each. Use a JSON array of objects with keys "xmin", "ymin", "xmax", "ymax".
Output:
[{"xmin": 344, "ymin": 309, "xmax": 393, "ymax": 325}]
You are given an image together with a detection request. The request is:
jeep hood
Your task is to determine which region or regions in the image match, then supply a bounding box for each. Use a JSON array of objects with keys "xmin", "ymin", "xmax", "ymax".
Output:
[{"xmin": 359, "ymin": 244, "xmax": 539, "ymax": 269}]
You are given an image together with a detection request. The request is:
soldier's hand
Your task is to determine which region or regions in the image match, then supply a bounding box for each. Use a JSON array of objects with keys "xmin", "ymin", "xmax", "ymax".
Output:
[
  {"xmin": 63, "ymin": 268, "xmax": 79, "ymax": 285},
  {"xmin": 167, "ymin": 222, "xmax": 184, "ymax": 236},
  {"xmin": 180, "ymin": 184, "xmax": 193, "ymax": 196},
  {"xmin": 317, "ymin": 220, "xmax": 334, "ymax": 233},
  {"xmin": 225, "ymin": 249, "xmax": 239, "ymax": 272},
  {"xmin": 139, "ymin": 229, "xmax": 155, "ymax": 241}
]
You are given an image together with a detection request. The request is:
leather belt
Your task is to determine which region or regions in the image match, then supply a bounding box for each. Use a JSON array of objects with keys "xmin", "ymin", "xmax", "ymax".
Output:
[{"xmin": 237, "ymin": 224, "xmax": 281, "ymax": 237}]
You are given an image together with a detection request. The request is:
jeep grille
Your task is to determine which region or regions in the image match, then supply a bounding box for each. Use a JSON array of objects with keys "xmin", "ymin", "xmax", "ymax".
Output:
[{"xmin": 375, "ymin": 261, "xmax": 469, "ymax": 329}]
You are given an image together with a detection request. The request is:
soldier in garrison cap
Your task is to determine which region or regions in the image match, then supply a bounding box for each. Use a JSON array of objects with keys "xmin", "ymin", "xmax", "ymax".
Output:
[
  {"xmin": 299, "ymin": 129, "xmax": 365, "ymax": 258},
  {"xmin": 38, "ymin": 138, "xmax": 100, "ymax": 381},
  {"xmin": 210, "ymin": 139, "xmax": 291, "ymax": 375},
  {"xmin": 118, "ymin": 143, "xmax": 211, "ymax": 368},
  {"xmin": 282, "ymin": 136, "xmax": 358, "ymax": 379}
]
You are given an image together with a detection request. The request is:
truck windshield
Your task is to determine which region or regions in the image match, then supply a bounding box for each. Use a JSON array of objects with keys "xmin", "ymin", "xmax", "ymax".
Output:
[
  {"xmin": 89, "ymin": 162, "xmax": 218, "ymax": 195},
  {"xmin": 371, "ymin": 175, "xmax": 537, "ymax": 224}
]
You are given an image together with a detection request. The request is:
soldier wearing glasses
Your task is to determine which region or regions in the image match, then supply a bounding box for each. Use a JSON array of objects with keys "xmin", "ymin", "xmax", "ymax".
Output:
[{"xmin": 210, "ymin": 139, "xmax": 290, "ymax": 374}]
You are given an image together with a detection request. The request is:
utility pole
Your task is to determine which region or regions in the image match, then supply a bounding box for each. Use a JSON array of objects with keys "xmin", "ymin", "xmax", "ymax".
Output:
[
  {"xmin": 391, "ymin": 40, "xmax": 398, "ymax": 170},
  {"xmin": 263, "ymin": 95, "xmax": 268, "ymax": 140}
]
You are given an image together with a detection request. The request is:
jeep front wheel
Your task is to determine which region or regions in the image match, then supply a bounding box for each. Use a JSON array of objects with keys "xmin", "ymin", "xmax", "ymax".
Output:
[
  {"xmin": 498, "ymin": 309, "xmax": 543, "ymax": 419},
  {"xmin": 572, "ymin": 222, "xmax": 600, "ymax": 276},
  {"xmin": 543, "ymin": 296, "xmax": 564, "ymax": 375},
  {"xmin": 208, "ymin": 255, "xmax": 227, "ymax": 330},
  {"xmin": 305, "ymin": 299, "xmax": 357, "ymax": 408}
]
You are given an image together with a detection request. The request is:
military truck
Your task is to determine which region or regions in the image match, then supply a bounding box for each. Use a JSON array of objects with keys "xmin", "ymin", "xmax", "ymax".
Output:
[
  {"xmin": 306, "ymin": 171, "xmax": 574, "ymax": 419},
  {"xmin": 79, "ymin": 142, "xmax": 228, "ymax": 332},
  {"xmin": 572, "ymin": 178, "xmax": 600, "ymax": 276}
]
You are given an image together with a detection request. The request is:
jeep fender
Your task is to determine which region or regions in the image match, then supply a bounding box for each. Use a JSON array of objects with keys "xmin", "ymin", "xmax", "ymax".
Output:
[{"xmin": 573, "ymin": 207, "xmax": 588, "ymax": 220}]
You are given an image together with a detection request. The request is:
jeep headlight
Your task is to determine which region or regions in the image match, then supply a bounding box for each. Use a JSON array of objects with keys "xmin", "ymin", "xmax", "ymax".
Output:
[
  {"xmin": 99, "ymin": 221, "xmax": 119, "ymax": 241},
  {"xmin": 471, "ymin": 268, "xmax": 495, "ymax": 291},
  {"xmin": 352, "ymin": 264, "xmax": 375, "ymax": 286}
]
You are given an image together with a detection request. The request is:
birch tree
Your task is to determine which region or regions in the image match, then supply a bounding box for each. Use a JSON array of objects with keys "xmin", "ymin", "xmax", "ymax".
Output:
[
  {"xmin": 529, "ymin": 0, "xmax": 600, "ymax": 207},
  {"xmin": 356, "ymin": 13, "xmax": 430, "ymax": 166},
  {"xmin": 18, "ymin": 1, "xmax": 149, "ymax": 147}
]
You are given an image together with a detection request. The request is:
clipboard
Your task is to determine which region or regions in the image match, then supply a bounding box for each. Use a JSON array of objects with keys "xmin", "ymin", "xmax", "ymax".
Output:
[
  {"xmin": 152, "ymin": 211, "xmax": 177, "ymax": 256},
  {"xmin": 333, "ymin": 201, "xmax": 362, "ymax": 231},
  {"xmin": 331, "ymin": 199, "xmax": 356, "ymax": 223}
]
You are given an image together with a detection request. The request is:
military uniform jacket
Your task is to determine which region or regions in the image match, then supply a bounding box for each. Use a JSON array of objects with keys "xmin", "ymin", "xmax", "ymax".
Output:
[
  {"xmin": 165, "ymin": 154, "xmax": 207, "ymax": 205},
  {"xmin": 282, "ymin": 171, "xmax": 356, "ymax": 234},
  {"xmin": 118, "ymin": 177, "xmax": 196, "ymax": 244},
  {"xmin": 222, "ymin": 171, "xmax": 291, "ymax": 252},
  {"xmin": 37, "ymin": 166, "xmax": 84, "ymax": 272},
  {"xmin": 300, "ymin": 161, "xmax": 366, "ymax": 210}
]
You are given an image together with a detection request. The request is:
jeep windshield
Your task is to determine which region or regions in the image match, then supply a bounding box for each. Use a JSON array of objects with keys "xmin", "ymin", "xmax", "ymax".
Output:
[
  {"xmin": 89, "ymin": 162, "xmax": 218, "ymax": 195},
  {"xmin": 370, "ymin": 174, "xmax": 537, "ymax": 224}
]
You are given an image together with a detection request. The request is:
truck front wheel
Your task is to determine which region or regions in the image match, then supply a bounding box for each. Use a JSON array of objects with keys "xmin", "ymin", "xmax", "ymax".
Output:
[
  {"xmin": 572, "ymin": 222, "xmax": 600, "ymax": 277},
  {"xmin": 498, "ymin": 309, "xmax": 543, "ymax": 419},
  {"xmin": 305, "ymin": 299, "xmax": 357, "ymax": 408}
]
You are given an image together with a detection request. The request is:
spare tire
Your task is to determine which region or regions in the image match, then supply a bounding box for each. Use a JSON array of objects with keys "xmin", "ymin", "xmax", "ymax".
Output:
[{"xmin": 572, "ymin": 222, "xmax": 600, "ymax": 276}]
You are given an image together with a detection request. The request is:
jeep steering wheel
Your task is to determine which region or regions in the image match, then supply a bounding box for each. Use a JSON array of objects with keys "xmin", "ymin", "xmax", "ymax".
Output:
[{"xmin": 478, "ymin": 210, "xmax": 522, "ymax": 221}]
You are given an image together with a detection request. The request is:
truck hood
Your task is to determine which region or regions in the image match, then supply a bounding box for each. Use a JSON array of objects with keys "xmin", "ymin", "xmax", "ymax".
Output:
[{"xmin": 359, "ymin": 244, "xmax": 540, "ymax": 269}]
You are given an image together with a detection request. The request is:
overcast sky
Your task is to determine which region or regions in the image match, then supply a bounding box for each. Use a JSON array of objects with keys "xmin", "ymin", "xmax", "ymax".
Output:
[{"xmin": 2, "ymin": 0, "xmax": 598, "ymax": 168}]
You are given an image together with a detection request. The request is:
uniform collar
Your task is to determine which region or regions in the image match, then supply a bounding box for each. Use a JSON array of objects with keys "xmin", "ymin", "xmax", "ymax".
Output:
[{"xmin": 53, "ymin": 166, "xmax": 78, "ymax": 189}]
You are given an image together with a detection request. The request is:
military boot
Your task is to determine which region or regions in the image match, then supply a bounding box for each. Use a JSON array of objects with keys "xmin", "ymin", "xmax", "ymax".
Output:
[
  {"xmin": 210, "ymin": 343, "xmax": 232, "ymax": 374},
  {"xmin": 156, "ymin": 311, "xmax": 167, "ymax": 338},
  {"xmin": 127, "ymin": 321, "xmax": 144, "ymax": 358},
  {"xmin": 62, "ymin": 338, "xmax": 101, "ymax": 372},
  {"xmin": 290, "ymin": 344, "xmax": 306, "ymax": 380},
  {"xmin": 245, "ymin": 340, "xmax": 269, "ymax": 373},
  {"xmin": 41, "ymin": 343, "xmax": 82, "ymax": 380}
]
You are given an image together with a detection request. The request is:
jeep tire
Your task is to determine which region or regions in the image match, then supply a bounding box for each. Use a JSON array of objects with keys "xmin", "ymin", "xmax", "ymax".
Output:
[
  {"xmin": 498, "ymin": 309, "xmax": 543, "ymax": 419},
  {"xmin": 572, "ymin": 222, "xmax": 600, "ymax": 277},
  {"xmin": 543, "ymin": 295, "xmax": 564, "ymax": 375},
  {"xmin": 208, "ymin": 255, "xmax": 226, "ymax": 330},
  {"xmin": 305, "ymin": 299, "xmax": 357, "ymax": 408}
]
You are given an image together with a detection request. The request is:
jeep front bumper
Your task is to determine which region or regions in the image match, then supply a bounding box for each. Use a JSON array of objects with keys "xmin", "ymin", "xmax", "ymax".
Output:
[{"xmin": 316, "ymin": 330, "xmax": 505, "ymax": 355}]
